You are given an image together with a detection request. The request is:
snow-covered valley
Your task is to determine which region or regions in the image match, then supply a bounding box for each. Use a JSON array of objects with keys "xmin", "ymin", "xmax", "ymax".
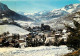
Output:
[{"xmin": 0, "ymin": 45, "xmax": 72, "ymax": 56}]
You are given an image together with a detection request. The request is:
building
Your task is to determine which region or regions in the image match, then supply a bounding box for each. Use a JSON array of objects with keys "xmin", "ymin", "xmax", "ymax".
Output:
[{"xmin": 41, "ymin": 24, "xmax": 50, "ymax": 31}]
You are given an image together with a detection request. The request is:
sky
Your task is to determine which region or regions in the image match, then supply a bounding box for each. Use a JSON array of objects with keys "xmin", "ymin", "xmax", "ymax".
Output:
[{"xmin": 0, "ymin": 0, "xmax": 80, "ymax": 13}]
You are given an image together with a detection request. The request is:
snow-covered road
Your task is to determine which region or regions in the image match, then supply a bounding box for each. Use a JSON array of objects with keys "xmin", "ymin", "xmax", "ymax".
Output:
[{"xmin": 0, "ymin": 45, "xmax": 72, "ymax": 56}]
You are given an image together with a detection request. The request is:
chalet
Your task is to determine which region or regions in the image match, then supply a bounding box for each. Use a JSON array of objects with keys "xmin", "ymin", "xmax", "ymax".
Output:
[
  {"xmin": 73, "ymin": 14, "xmax": 80, "ymax": 18},
  {"xmin": 38, "ymin": 32, "xmax": 44, "ymax": 36},
  {"xmin": 45, "ymin": 37, "xmax": 55, "ymax": 46},
  {"xmin": 55, "ymin": 32, "xmax": 61, "ymax": 39},
  {"xmin": 19, "ymin": 38, "xmax": 26, "ymax": 48},
  {"xmin": 62, "ymin": 29, "xmax": 67, "ymax": 34}
]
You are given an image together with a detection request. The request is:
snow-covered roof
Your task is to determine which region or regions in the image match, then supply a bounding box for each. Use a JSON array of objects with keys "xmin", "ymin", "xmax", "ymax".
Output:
[
  {"xmin": 55, "ymin": 34, "xmax": 60, "ymax": 35},
  {"xmin": 62, "ymin": 29, "xmax": 67, "ymax": 33},
  {"xmin": 38, "ymin": 32, "xmax": 44, "ymax": 35}
]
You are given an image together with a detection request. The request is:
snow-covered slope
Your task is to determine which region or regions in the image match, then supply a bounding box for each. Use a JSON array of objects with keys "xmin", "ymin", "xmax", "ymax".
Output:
[
  {"xmin": 0, "ymin": 25, "xmax": 30, "ymax": 35},
  {"xmin": 61, "ymin": 4, "xmax": 80, "ymax": 13},
  {"xmin": 0, "ymin": 46, "xmax": 72, "ymax": 56},
  {"xmin": 26, "ymin": 10, "xmax": 68, "ymax": 22},
  {"xmin": 15, "ymin": 20, "xmax": 34, "ymax": 27}
]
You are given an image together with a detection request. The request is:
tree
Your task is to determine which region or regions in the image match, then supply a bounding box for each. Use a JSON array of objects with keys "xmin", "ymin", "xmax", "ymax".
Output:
[{"xmin": 66, "ymin": 20, "xmax": 80, "ymax": 50}]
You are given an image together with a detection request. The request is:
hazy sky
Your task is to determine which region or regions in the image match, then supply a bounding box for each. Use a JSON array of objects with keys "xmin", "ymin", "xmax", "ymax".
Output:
[{"xmin": 0, "ymin": 0, "xmax": 80, "ymax": 13}]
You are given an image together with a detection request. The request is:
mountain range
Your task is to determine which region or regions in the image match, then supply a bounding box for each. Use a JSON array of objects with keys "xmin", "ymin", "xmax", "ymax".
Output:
[
  {"xmin": 20, "ymin": 3, "xmax": 80, "ymax": 29},
  {"xmin": 0, "ymin": 2, "xmax": 80, "ymax": 29},
  {"xmin": 22, "ymin": 4, "xmax": 80, "ymax": 21}
]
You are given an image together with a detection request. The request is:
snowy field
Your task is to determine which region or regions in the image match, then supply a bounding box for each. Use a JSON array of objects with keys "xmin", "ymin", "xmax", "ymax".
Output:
[
  {"xmin": 15, "ymin": 20, "xmax": 34, "ymax": 27},
  {"xmin": 0, "ymin": 45, "xmax": 72, "ymax": 56},
  {"xmin": 0, "ymin": 25, "xmax": 30, "ymax": 35}
]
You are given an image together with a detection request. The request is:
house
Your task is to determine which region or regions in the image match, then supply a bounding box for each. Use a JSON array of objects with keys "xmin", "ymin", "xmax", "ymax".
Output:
[
  {"xmin": 62, "ymin": 29, "xmax": 67, "ymax": 34},
  {"xmin": 45, "ymin": 37, "xmax": 55, "ymax": 46},
  {"xmin": 55, "ymin": 33, "xmax": 61, "ymax": 39},
  {"xmin": 19, "ymin": 38, "xmax": 26, "ymax": 48}
]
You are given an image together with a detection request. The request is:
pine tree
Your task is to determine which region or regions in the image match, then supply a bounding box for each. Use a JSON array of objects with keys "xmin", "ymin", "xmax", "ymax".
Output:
[{"xmin": 66, "ymin": 20, "xmax": 80, "ymax": 50}]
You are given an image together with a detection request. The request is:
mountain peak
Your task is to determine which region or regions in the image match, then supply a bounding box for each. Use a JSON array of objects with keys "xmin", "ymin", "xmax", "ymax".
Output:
[
  {"xmin": 65, "ymin": 4, "xmax": 79, "ymax": 9},
  {"xmin": 0, "ymin": 2, "xmax": 9, "ymax": 13},
  {"xmin": 61, "ymin": 3, "xmax": 80, "ymax": 13}
]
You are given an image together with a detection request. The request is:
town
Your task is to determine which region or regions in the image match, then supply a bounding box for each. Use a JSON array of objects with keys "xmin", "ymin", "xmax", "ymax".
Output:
[{"xmin": 0, "ymin": 23, "xmax": 70, "ymax": 48}]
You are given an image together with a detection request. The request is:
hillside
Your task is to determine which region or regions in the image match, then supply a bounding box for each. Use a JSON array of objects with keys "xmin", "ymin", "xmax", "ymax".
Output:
[
  {"xmin": 0, "ymin": 2, "xmax": 32, "ymax": 21},
  {"xmin": 0, "ymin": 25, "xmax": 30, "ymax": 35}
]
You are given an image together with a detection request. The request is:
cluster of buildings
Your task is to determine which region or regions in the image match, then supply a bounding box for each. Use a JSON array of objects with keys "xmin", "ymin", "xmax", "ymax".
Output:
[
  {"xmin": 0, "ymin": 17, "xmax": 14, "ymax": 24},
  {"xmin": 0, "ymin": 23, "xmax": 71, "ymax": 48}
]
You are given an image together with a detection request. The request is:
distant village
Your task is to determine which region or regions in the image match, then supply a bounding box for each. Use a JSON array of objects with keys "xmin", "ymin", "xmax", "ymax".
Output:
[{"xmin": 0, "ymin": 20, "xmax": 71, "ymax": 48}]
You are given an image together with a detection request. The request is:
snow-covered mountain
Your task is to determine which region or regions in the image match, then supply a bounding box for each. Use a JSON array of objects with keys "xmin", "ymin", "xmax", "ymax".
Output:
[
  {"xmin": 16, "ymin": 3, "xmax": 80, "ymax": 29},
  {"xmin": 18, "ymin": 4, "xmax": 77, "ymax": 28},
  {"xmin": 22, "ymin": 3, "xmax": 80, "ymax": 22},
  {"xmin": 27, "ymin": 4, "xmax": 80, "ymax": 28},
  {"xmin": 61, "ymin": 4, "xmax": 80, "ymax": 13},
  {"xmin": 0, "ymin": 2, "xmax": 32, "ymax": 21},
  {"xmin": 25, "ymin": 10, "xmax": 68, "ymax": 22}
]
